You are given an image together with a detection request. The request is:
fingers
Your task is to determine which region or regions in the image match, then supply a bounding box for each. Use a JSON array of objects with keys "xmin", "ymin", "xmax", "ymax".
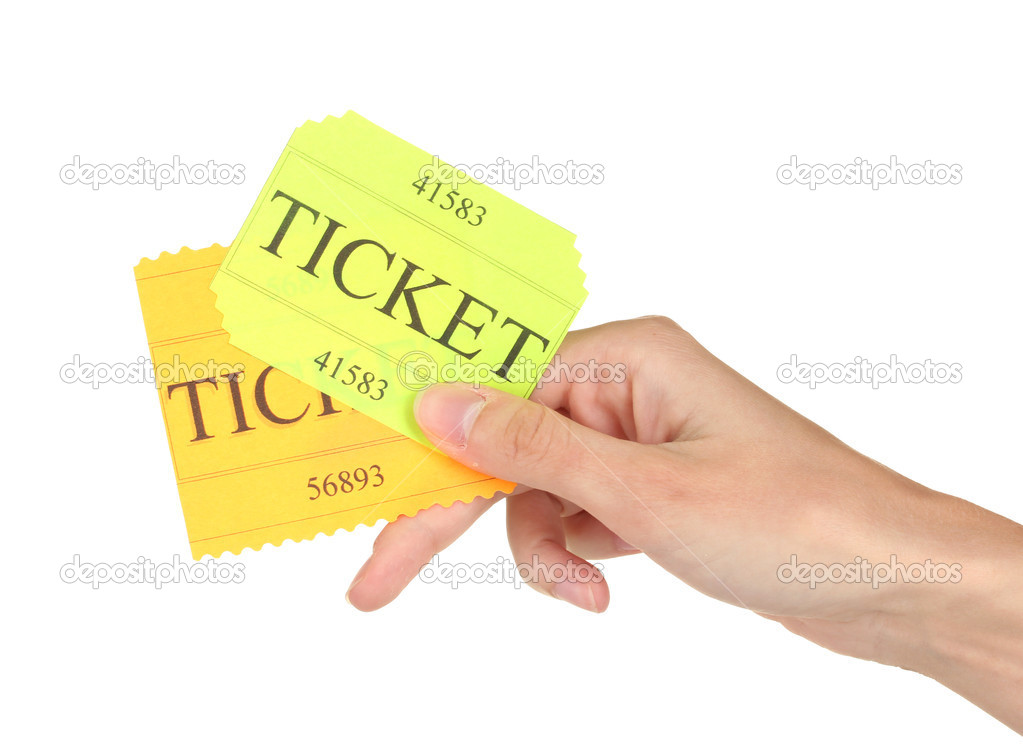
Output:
[
  {"xmin": 413, "ymin": 382, "xmax": 671, "ymax": 536},
  {"xmin": 562, "ymin": 511, "xmax": 642, "ymax": 560},
  {"xmin": 346, "ymin": 493, "xmax": 502, "ymax": 612},
  {"xmin": 506, "ymin": 489, "xmax": 610, "ymax": 613},
  {"xmin": 528, "ymin": 324, "xmax": 638, "ymax": 438},
  {"xmin": 530, "ymin": 316, "xmax": 692, "ymax": 412}
]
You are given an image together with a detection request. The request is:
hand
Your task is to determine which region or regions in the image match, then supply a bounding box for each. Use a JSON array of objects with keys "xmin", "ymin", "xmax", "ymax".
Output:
[{"xmin": 347, "ymin": 316, "xmax": 1023, "ymax": 732}]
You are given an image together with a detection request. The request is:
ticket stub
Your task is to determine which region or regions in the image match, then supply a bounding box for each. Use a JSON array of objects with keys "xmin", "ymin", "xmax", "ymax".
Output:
[
  {"xmin": 210, "ymin": 112, "xmax": 587, "ymax": 444},
  {"xmin": 135, "ymin": 244, "xmax": 512, "ymax": 559}
]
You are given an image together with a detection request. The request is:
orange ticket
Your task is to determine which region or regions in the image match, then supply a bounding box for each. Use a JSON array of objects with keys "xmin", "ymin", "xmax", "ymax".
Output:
[{"xmin": 134, "ymin": 244, "xmax": 511, "ymax": 559}]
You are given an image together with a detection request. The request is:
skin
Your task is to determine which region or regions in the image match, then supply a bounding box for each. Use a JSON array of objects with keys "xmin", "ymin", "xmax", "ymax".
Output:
[{"xmin": 346, "ymin": 316, "xmax": 1023, "ymax": 733}]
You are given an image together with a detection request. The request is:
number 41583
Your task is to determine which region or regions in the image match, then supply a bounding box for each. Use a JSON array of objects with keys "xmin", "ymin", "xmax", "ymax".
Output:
[{"xmin": 314, "ymin": 351, "xmax": 387, "ymax": 400}]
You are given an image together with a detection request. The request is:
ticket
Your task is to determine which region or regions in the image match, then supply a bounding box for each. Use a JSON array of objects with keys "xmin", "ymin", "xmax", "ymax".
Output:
[
  {"xmin": 135, "ymin": 244, "xmax": 513, "ymax": 559},
  {"xmin": 210, "ymin": 112, "xmax": 587, "ymax": 444}
]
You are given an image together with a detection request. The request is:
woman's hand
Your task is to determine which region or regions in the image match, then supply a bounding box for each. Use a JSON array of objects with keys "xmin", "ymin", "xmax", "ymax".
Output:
[{"xmin": 347, "ymin": 316, "xmax": 1023, "ymax": 732}]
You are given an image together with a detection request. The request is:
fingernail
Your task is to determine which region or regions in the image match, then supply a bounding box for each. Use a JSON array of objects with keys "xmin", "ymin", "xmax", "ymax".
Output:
[
  {"xmin": 414, "ymin": 384, "xmax": 487, "ymax": 449},
  {"xmin": 552, "ymin": 580, "xmax": 599, "ymax": 613},
  {"xmin": 345, "ymin": 561, "xmax": 369, "ymax": 606},
  {"xmin": 613, "ymin": 533, "xmax": 639, "ymax": 553}
]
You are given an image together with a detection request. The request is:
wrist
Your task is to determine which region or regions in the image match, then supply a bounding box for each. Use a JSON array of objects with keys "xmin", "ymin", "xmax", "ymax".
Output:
[{"xmin": 881, "ymin": 490, "xmax": 1023, "ymax": 732}]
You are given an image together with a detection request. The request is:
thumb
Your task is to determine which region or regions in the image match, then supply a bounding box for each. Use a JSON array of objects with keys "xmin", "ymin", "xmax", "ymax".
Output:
[{"xmin": 413, "ymin": 382, "xmax": 663, "ymax": 528}]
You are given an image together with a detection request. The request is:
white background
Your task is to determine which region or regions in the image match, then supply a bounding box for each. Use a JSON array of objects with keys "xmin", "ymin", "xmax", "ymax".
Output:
[{"xmin": 4, "ymin": 1, "xmax": 1021, "ymax": 741}]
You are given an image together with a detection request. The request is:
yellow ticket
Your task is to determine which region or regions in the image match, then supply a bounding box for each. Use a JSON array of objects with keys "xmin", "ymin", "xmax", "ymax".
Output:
[
  {"xmin": 210, "ymin": 112, "xmax": 587, "ymax": 444},
  {"xmin": 135, "ymin": 244, "xmax": 512, "ymax": 559}
]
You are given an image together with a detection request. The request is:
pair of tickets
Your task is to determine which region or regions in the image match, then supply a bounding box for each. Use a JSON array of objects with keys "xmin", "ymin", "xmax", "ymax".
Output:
[{"xmin": 135, "ymin": 113, "xmax": 587, "ymax": 558}]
